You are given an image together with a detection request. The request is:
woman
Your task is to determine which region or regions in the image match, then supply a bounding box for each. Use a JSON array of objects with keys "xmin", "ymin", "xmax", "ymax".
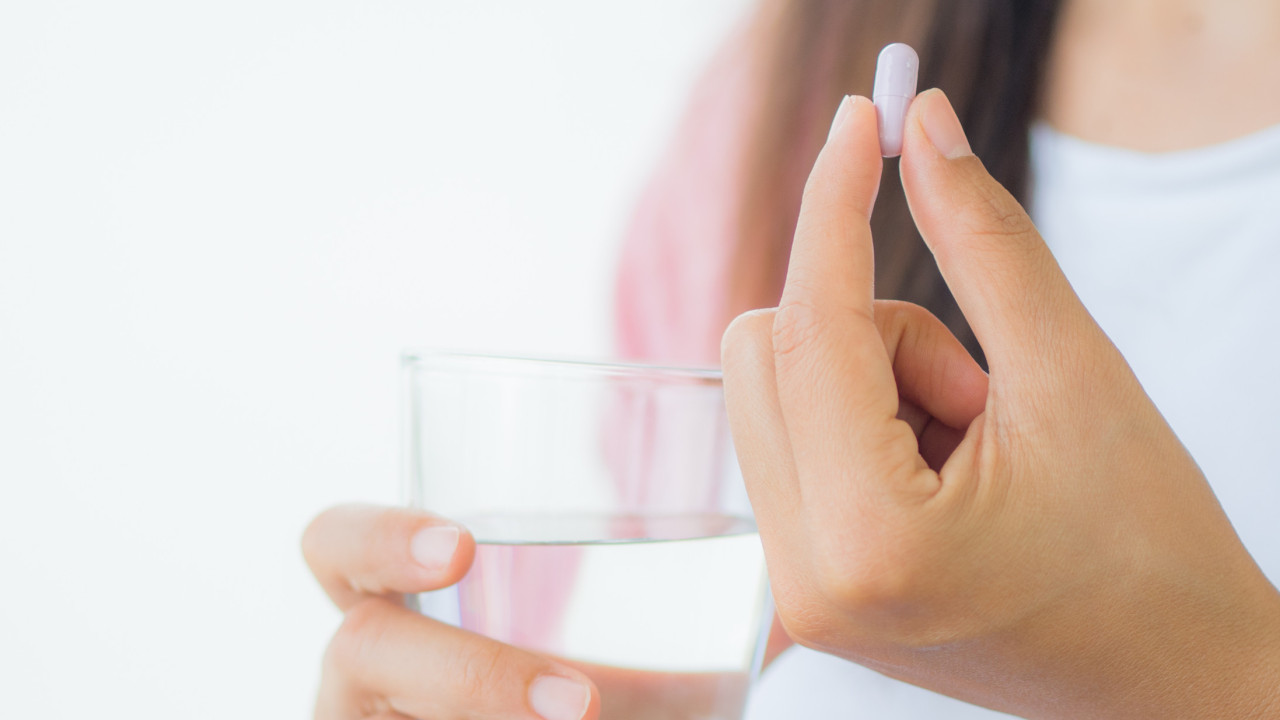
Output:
[{"xmin": 302, "ymin": 0, "xmax": 1280, "ymax": 717}]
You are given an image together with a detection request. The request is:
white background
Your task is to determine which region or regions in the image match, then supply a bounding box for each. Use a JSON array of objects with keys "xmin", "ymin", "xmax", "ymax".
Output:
[{"xmin": 0, "ymin": 1, "xmax": 750, "ymax": 715}]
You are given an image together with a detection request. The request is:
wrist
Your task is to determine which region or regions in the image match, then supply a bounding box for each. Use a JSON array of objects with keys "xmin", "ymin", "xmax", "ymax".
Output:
[
  {"xmin": 1232, "ymin": 594, "xmax": 1280, "ymax": 720},
  {"xmin": 1154, "ymin": 573, "xmax": 1280, "ymax": 720}
]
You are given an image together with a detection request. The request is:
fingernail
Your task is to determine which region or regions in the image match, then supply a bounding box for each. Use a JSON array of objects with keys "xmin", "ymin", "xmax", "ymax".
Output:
[
  {"xmin": 827, "ymin": 95, "xmax": 854, "ymax": 142},
  {"xmin": 409, "ymin": 525, "xmax": 459, "ymax": 571},
  {"xmin": 529, "ymin": 674, "xmax": 591, "ymax": 720},
  {"xmin": 919, "ymin": 90, "xmax": 972, "ymax": 159}
]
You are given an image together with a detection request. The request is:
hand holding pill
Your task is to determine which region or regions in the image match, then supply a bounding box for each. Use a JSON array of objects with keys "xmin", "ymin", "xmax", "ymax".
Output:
[{"xmin": 720, "ymin": 83, "xmax": 1280, "ymax": 718}]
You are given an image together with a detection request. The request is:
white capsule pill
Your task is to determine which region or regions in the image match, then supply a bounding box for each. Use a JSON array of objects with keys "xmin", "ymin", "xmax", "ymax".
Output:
[{"xmin": 873, "ymin": 43, "xmax": 919, "ymax": 158}]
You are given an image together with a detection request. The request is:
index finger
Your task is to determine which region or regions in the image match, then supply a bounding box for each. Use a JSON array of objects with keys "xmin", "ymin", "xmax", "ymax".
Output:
[
  {"xmin": 302, "ymin": 504, "xmax": 476, "ymax": 610},
  {"xmin": 777, "ymin": 95, "xmax": 881, "ymax": 323},
  {"xmin": 772, "ymin": 96, "xmax": 934, "ymax": 505}
]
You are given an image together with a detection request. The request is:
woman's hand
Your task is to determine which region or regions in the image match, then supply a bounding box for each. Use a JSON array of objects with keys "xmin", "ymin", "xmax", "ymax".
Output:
[
  {"xmin": 302, "ymin": 504, "xmax": 599, "ymax": 720},
  {"xmin": 721, "ymin": 90, "xmax": 1280, "ymax": 718}
]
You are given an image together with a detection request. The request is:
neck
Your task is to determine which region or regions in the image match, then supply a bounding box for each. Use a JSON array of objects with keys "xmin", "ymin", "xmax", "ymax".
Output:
[
  {"xmin": 1067, "ymin": 0, "xmax": 1280, "ymax": 29},
  {"xmin": 1043, "ymin": 0, "xmax": 1280, "ymax": 151}
]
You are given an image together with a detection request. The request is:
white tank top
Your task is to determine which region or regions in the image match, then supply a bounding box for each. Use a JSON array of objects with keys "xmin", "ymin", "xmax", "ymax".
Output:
[{"xmin": 746, "ymin": 121, "xmax": 1280, "ymax": 719}]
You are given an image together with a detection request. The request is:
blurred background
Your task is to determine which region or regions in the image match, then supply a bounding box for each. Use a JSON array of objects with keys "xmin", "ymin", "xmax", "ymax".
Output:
[{"xmin": 0, "ymin": 1, "xmax": 750, "ymax": 714}]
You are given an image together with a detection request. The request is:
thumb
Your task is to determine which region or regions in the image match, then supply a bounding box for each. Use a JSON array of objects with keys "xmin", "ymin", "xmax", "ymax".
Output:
[{"xmin": 899, "ymin": 89, "xmax": 1092, "ymax": 375}]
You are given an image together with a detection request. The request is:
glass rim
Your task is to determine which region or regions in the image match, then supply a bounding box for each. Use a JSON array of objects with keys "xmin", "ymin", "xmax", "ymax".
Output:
[{"xmin": 402, "ymin": 348, "xmax": 723, "ymax": 383}]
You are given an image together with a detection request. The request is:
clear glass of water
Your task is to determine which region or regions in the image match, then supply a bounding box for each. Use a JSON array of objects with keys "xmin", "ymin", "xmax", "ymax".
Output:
[{"xmin": 402, "ymin": 350, "xmax": 772, "ymax": 720}]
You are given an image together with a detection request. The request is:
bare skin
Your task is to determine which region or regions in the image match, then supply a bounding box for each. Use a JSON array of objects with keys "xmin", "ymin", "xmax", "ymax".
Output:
[
  {"xmin": 722, "ymin": 89, "xmax": 1280, "ymax": 719},
  {"xmin": 304, "ymin": 1, "xmax": 1280, "ymax": 718},
  {"xmin": 1044, "ymin": 0, "xmax": 1280, "ymax": 151}
]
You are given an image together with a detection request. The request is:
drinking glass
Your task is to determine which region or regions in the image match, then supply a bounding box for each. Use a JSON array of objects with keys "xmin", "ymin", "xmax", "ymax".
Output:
[{"xmin": 402, "ymin": 350, "xmax": 772, "ymax": 720}]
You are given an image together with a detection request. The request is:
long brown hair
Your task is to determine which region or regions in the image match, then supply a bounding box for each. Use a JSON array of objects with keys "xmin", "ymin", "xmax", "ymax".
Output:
[{"xmin": 730, "ymin": 0, "xmax": 1064, "ymax": 363}]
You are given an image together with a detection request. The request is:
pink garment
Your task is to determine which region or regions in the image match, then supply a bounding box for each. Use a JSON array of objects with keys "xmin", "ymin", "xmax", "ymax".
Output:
[
  {"xmin": 458, "ymin": 25, "xmax": 760, "ymax": 670},
  {"xmin": 614, "ymin": 27, "xmax": 756, "ymax": 367}
]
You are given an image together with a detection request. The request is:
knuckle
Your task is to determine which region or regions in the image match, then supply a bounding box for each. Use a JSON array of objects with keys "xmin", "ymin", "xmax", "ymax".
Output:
[
  {"xmin": 449, "ymin": 639, "xmax": 520, "ymax": 699},
  {"xmin": 766, "ymin": 573, "xmax": 831, "ymax": 648},
  {"xmin": 300, "ymin": 507, "xmax": 338, "ymax": 569},
  {"xmin": 771, "ymin": 569, "xmax": 927, "ymax": 651},
  {"xmin": 954, "ymin": 174, "xmax": 1041, "ymax": 248},
  {"xmin": 799, "ymin": 212, "xmax": 864, "ymax": 251},
  {"xmin": 302, "ymin": 504, "xmax": 383, "ymax": 571},
  {"xmin": 769, "ymin": 530, "xmax": 969, "ymax": 650},
  {"xmin": 301, "ymin": 523, "xmax": 321, "ymax": 571},
  {"xmin": 771, "ymin": 301, "xmax": 828, "ymax": 362},
  {"xmin": 721, "ymin": 309, "xmax": 776, "ymax": 373},
  {"xmin": 803, "ymin": 530, "xmax": 906, "ymax": 607},
  {"xmin": 980, "ymin": 191, "xmax": 1035, "ymax": 240},
  {"xmin": 799, "ymin": 172, "xmax": 871, "ymax": 228},
  {"xmin": 811, "ymin": 540, "xmax": 912, "ymax": 613},
  {"xmin": 774, "ymin": 598, "xmax": 836, "ymax": 651},
  {"xmin": 325, "ymin": 598, "xmax": 394, "ymax": 680},
  {"xmin": 871, "ymin": 300, "xmax": 915, "ymax": 351},
  {"xmin": 813, "ymin": 538, "xmax": 948, "ymax": 642},
  {"xmin": 798, "ymin": 172, "xmax": 830, "ymax": 214}
]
